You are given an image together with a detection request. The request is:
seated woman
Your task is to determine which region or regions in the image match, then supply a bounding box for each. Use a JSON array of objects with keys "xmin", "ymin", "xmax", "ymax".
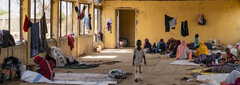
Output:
[
  {"xmin": 170, "ymin": 40, "xmax": 181, "ymax": 58},
  {"xmin": 205, "ymin": 58, "xmax": 240, "ymax": 73},
  {"xmin": 156, "ymin": 39, "xmax": 166, "ymax": 54},
  {"xmin": 143, "ymin": 38, "xmax": 152, "ymax": 53},
  {"xmin": 195, "ymin": 41, "xmax": 209, "ymax": 57},
  {"xmin": 226, "ymin": 48, "xmax": 239, "ymax": 64},
  {"xmin": 167, "ymin": 38, "xmax": 176, "ymax": 52},
  {"xmin": 176, "ymin": 40, "xmax": 192, "ymax": 60},
  {"xmin": 34, "ymin": 56, "xmax": 54, "ymax": 80},
  {"xmin": 151, "ymin": 42, "xmax": 157, "ymax": 53}
]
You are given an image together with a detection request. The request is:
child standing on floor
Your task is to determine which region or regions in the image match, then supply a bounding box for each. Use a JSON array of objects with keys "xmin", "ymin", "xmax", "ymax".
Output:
[
  {"xmin": 194, "ymin": 34, "xmax": 199, "ymax": 49},
  {"xmin": 133, "ymin": 40, "xmax": 147, "ymax": 82}
]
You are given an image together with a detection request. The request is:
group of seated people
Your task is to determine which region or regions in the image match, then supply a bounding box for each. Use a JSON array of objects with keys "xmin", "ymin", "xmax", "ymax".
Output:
[
  {"xmin": 142, "ymin": 37, "xmax": 207, "ymax": 60},
  {"xmin": 143, "ymin": 36, "xmax": 240, "ymax": 84},
  {"xmin": 143, "ymin": 38, "xmax": 181, "ymax": 55}
]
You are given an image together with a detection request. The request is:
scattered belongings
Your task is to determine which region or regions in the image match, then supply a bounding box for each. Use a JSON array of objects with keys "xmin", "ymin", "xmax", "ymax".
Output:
[
  {"xmin": 2, "ymin": 56, "xmax": 21, "ymax": 79},
  {"xmin": 191, "ymin": 68, "xmax": 217, "ymax": 75},
  {"xmin": 108, "ymin": 69, "xmax": 127, "ymax": 79},
  {"xmin": 181, "ymin": 77, "xmax": 194, "ymax": 82},
  {"xmin": 66, "ymin": 56, "xmax": 83, "ymax": 65}
]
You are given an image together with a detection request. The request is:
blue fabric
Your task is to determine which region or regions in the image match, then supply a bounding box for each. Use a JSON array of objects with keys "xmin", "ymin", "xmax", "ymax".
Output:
[
  {"xmin": 30, "ymin": 22, "xmax": 41, "ymax": 58},
  {"xmin": 84, "ymin": 17, "xmax": 90, "ymax": 29},
  {"xmin": 157, "ymin": 42, "xmax": 163, "ymax": 49},
  {"xmin": 156, "ymin": 42, "xmax": 166, "ymax": 53},
  {"xmin": 33, "ymin": 74, "xmax": 42, "ymax": 83},
  {"xmin": 194, "ymin": 38, "xmax": 199, "ymax": 47}
]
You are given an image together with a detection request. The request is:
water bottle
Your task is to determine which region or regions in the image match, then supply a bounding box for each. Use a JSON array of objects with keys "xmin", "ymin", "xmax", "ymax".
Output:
[{"xmin": 215, "ymin": 59, "xmax": 218, "ymax": 64}]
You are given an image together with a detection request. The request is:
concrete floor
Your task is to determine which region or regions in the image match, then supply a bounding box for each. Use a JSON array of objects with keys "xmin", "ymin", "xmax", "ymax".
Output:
[{"xmin": 7, "ymin": 48, "xmax": 201, "ymax": 85}]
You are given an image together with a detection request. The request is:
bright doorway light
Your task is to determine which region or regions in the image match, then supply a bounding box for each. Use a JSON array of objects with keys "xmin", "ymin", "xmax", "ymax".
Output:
[
  {"xmin": 101, "ymin": 49, "xmax": 133, "ymax": 53},
  {"xmin": 82, "ymin": 55, "xmax": 118, "ymax": 59}
]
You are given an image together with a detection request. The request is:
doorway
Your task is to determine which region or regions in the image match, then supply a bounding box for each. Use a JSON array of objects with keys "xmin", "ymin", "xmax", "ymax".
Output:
[{"xmin": 115, "ymin": 9, "xmax": 136, "ymax": 47}]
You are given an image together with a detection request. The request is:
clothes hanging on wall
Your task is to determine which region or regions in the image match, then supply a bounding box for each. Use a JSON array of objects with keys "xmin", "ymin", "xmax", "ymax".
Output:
[
  {"xmin": 68, "ymin": 34, "xmax": 74, "ymax": 50},
  {"xmin": 165, "ymin": 14, "xmax": 173, "ymax": 32},
  {"xmin": 80, "ymin": 5, "xmax": 86, "ymax": 20},
  {"xmin": 30, "ymin": 22, "xmax": 41, "ymax": 58},
  {"xmin": 40, "ymin": 13, "xmax": 49, "ymax": 52},
  {"xmin": 89, "ymin": 14, "xmax": 92, "ymax": 30},
  {"xmin": 169, "ymin": 17, "xmax": 177, "ymax": 29},
  {"xmin": 74, "ymin": 6, "xmax": 79, "ymax": 13},
  {"xmin": 198, "ymin": 14, "xmax": 207, "ymax": 25},
  {"xmin": 106, "ymin": 18, "xmax": 112, "ymax": 33},
  {"xmin": 23, "ymin": 15, "xmax": 32, "ymax": 32},
  {"xmin": 84, "ymin": 14, "xmax": 92, "ymax": 30},
  {"xmin": 181, "ymin": 21, "xmax": 189, "ymax": 37}
]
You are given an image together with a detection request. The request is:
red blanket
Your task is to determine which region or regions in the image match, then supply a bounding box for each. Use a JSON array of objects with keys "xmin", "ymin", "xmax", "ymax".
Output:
[{"xmin": 34, "ymin": 56, "xmax": 54, "ymax": 80}]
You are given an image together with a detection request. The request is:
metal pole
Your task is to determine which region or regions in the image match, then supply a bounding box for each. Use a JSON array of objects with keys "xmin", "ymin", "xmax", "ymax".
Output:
[
  {"xmin": 79, "ymin": 4, "xmax": 81, "ymax": 36},
  {"xmin": 50, "ymin": 0, "xmax": 52, "ymax": 38},
  {"xmin": 60, "ymin": 0, "xmax": 62, "ymax": 37},
  {"xmin": 71, "ymin": 2, "xmax": 73, "ymax": 33},
  {"xmin": 43, "ymin": 0, "xmax": 44, "ymax": 13},
  {"xmin": 34, "ymin": 0, "xmax": 36, "ymax": 22},
  {"xmin": 20, "ymin": 0, "xmax": 23, "ymax": 41}
]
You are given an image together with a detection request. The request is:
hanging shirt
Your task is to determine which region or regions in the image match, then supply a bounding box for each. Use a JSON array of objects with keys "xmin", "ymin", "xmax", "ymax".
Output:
[
  {"xmin": 165, "ymin": 14, "xmax": 173, "ymax": 32},
  {"xmin": 40, "ymin": 13, "xmax": 48, "ymax": 52},
  {"xmin": 84, "ymin": 16, "xmax": 91, "ymax": 30},
  {"xmin": 169, "ymin": 18, "xmax": 177, "ymax": 29},
  {"xmin": 181, "ymin": 21, "xmax": 189, "ymax": 37},
  {"xmin": 68, "ymin": 35, "xmax": 74, "ymax": 50},
  {"xmin": 106, "ymin": 18, "xmax": 112, "ymax": 33},
  {"xmin": 30, "ymin": 22, "xmax": 41, "ymax": 58}
]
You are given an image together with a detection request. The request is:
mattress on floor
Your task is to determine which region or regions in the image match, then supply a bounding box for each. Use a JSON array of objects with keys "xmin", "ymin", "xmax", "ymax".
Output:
[
  {"xmin": 170, "ymin": 60, "xmax": 200, "ymax": 66},
  {"xmin": 197, "ymin": 73, "xmax": 229, "ymax": 83},
  {"xmin": 21, "ymin": 70, "xmax": 117, "ymax": 85}
]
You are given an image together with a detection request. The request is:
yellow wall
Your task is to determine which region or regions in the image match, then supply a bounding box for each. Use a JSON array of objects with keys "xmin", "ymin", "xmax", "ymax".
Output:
[
  {"xmin": 119, "ymin": 10, "xmax": 135, "ymax": 47},
  {"xmin": 58, "ymin": 35, "xmax": 93, "ymax": 57},
  {"xmin": 102, "ymin": 0, "xmax": 240, "ymax": 48}
]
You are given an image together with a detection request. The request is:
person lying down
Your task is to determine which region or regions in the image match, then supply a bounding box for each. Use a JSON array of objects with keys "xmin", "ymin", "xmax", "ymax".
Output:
[
  {"xmin": 221, "ymin": 70, "xmax": 240, "ymax": 85},
  {"xmin": 205, "ymin": 58, "xmax": 240, "ymax": 73}
]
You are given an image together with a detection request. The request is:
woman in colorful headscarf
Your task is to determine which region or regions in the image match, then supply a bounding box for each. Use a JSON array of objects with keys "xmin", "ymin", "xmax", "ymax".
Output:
[
  {"xmin": 176, "ymin": 40, "xmax": 192, "ymax": 59},
  {"xmin": 195, "ymin": 41, "xmax": 209, "ymax": 57},
  {"xmin": 143, "ymin": 38, "xmax": 152, "ymax": 53},
  {"xmin": 34, "ymin": 56, "xmax": 54, "ymax": 80}
]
